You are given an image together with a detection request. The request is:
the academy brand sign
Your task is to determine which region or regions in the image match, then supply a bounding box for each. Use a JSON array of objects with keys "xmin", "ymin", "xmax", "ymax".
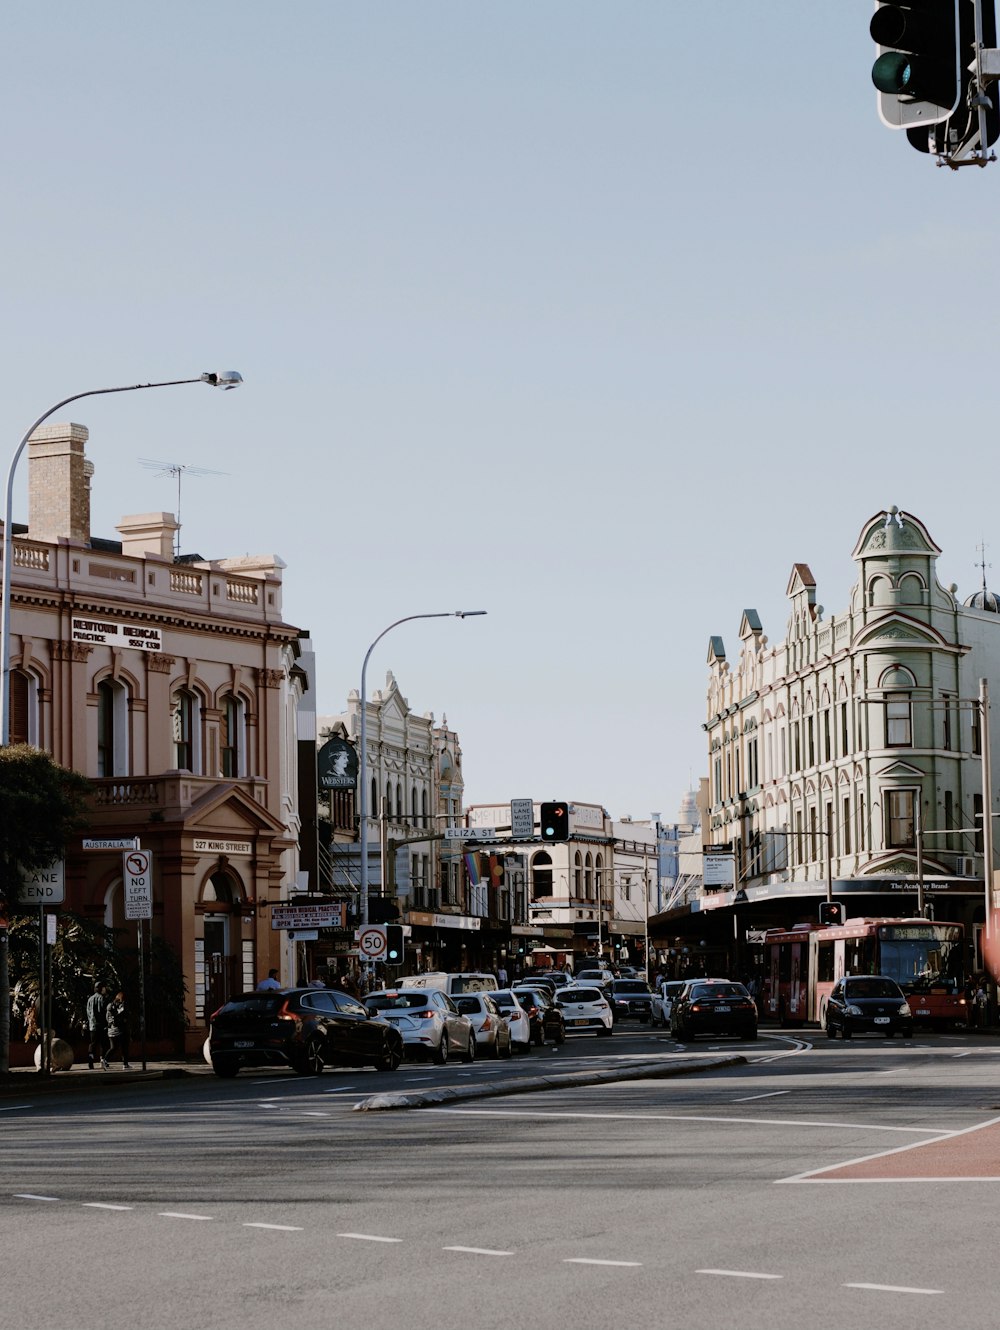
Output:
[{"xmin": 72, "ymin": 617, "xmax": 162, "ymax": 651}]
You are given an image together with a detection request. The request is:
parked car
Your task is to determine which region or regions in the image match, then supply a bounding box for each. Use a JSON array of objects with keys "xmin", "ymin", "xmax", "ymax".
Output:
[
  {"xmin": 533, "ymin": 970, "xmax": 572, "ymax": 989},
  {"xmin": 824, "ymin": 975, "xmax": 914, "ymax": 1040},
  {"xmin": 670, "ymin": 980, "xmax": 758, "ymax": 1042},
  {"xmin": 607, "ymin": 978, "xmax": 655, "ymax": 1024},
  {"xmin": 363, "ymin": 988, "xmax": 476, "ymax": 1064},
  {"xmin": 651, "ymin": 980, "xmax": 688, "ymax": 1029},
  {"xmin": 209, "ymin": 988, "xmax": 404, "ymax": 1078},
  {"xmin": 455, "ymin": 993, "xmax": 513, "ymax": 1058},
  {"xmin": 554, "ymin": 985, "xmax": 613, "ymax": 1036},
  {"xmin": 509, "ymin": 985, "xmax": 567, "ymax": 1046},
  {"xmin": 575, "ymin": 967, "xmax": 615, "ymax": 986},
  {"xmin": 490, "ymin": 990, "xmax": 534, "ymax": 1051}
]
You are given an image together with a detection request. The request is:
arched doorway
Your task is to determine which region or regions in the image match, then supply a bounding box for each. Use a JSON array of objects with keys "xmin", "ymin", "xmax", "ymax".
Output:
[{"xmin": 198, "ymin": 868, "xmax": 247, "ymax": 1022}]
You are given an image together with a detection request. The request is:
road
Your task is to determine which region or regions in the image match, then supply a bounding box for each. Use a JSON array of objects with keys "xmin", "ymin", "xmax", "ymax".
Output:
[{"xmin": 3, "ymin": 1025, "xmax": 999, "ymax": 1330}]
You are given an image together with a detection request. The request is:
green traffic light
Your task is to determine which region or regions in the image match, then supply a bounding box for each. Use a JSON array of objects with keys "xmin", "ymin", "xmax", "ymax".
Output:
[{"xmin": 872, "ymin": 51, "xmax": 912, "ymax": 94}]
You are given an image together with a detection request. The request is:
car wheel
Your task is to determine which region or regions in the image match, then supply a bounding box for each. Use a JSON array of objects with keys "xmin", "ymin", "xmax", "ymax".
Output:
[
  {"xmin": 295, "ymin": 1036, "xmax": 325, "ymax": 1075},
  {"xmin": 379, "ymin": 1044, "xmax": 403, "ymax": 1072},
  {"xmin": 597, "ymin": 1024, "xmax": 612, "ymax": 1038},
  {"xmin": 433, "ymin": 1033, "xmax": 449, "ymax": 1065},
  {"xmin": 841, "ymin": 1024, "xmax": 852, "ymax": 1040},
  {"xmin": 826, "ymin": 1021, "xmax": 837, "ymax": 1040},
  {"xmin": 463, "ymin": 1033, "xmax": 476, "ymax": 1063},
  {"xmin": 212, "ymin": 1056, "xmax": 239, "ymax": 1078},
  {"xmin": 555, "ymin": 1024, "xmax": 566, "ymax": 1046}
]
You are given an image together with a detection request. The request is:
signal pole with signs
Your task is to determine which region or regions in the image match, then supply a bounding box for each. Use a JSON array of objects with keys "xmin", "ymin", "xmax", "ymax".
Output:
[{"xmin": 123, "ymin": 849, "xmax": 153, "ymax": 1070}]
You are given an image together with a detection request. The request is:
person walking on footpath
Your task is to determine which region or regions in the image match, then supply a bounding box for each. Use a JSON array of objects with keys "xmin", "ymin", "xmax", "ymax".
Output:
[
  {"xmin": 105, "ymin": 991, "xmax": 131, "ymax": 1069},
  {"xmin": 257, "ymin": 968, "xmax": 281, "ymax": 990},
  {"xmin": 86, "ymin": 982, "xmax": 108, "ymax": 1070}
]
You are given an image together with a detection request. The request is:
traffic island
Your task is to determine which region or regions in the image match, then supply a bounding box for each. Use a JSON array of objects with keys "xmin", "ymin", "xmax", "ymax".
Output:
[{"xmin": 353, "ymin": 1054, "xmax": 747, "ymax": 1111}]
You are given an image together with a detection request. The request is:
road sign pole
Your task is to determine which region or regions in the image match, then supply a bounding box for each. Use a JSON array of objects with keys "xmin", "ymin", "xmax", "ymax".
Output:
[
  {"xmin": 37, "ymin": 904, "xmax": 46, "ymax": 1075},
  {"xmin": 138, "ymin": 917, "xmax": 147, "ymax": 1072}
]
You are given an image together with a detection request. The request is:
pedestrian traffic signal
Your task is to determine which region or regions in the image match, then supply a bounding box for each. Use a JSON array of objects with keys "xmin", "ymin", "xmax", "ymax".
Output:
[
  {"xmin": 540, "ymin": 802, "xmax": 570, "ymax": 842},
  {"xmin": 385, "ymin": 924, "xmax": 404, "ymax": 965},
  {"xmin": 871, "ymin": 1, "xmax": 960, "ymax": 130},
  {"xmin": 819, "ymin": 901, "xmax": 845, "ymax": 926}
]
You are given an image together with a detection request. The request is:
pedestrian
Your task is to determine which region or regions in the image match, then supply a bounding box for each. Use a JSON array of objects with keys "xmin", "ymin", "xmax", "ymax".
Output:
[
  {"xmin": 257, "ymin": 968, "xmax": 281, "ymax": 991},
  {"xmin": 497, "ymin": 963, "xmax": 508, "ymax": 987},
  {"xmin": 105, "ymin": 991, "xmax": 131, "ymax": 1070},
  {"xmin": 86, "ymin": 982, "xmax": 108, "ymax": 1070},
  {"xmin": 308, "ymin": 968, "xmax": 328, "ymax": 989},
  {"xmin": 341, "ymin": 973, "xmax": 360, "ymax": 998},
  {"xmin": 976, "ymin": 977, "xmax": 989, "ymax": 1028}
]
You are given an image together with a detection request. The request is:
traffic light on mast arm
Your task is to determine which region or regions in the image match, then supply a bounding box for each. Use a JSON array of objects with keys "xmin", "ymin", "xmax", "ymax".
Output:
[
  {"xmin": 539, "ymin": 802, "xmax": 570, "ymax": 842},
  {"xmin": 385, "ymin": 924, "xmax": 404, "ymax": 965},
  {"xmin": 819, "ymin": 901, "xmax": 845, "ymax": 926},
  {"xmin": 871, "ymin": 1, "xmax": 961, "ymax": 130},
  {"xmin": 905, "ymin": 0, "xmax": 1000, "ymax": 157}
]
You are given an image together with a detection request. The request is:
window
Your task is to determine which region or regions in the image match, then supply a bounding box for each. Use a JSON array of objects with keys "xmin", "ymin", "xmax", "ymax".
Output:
[
  {"xmin": 422, "ymin": 789, "xmax": 429, "ymax": 828},
  {"xmin": 220, "ymin": 694, "xmax": 245, "ymax": 778},
  {"xmin": 942, "ymin": 693, "xmax": 955, "ymax": 751},
  {"xmin": 842, "ymin": 795, "xmax": 851, "ymax": 855},
  {"xmin": 172, "ymin": 688, "xmax": 201, "ymax": 772},
  {"xmin": 574, "ymin": 851, "xmax": 583, "ymax": 897},
  {"xmin": 97, "ymin": 678, "xmax": 129, "ymax": 777},
  {"xmin": 531, "ymin": 851, "xmax": 553, "ymax": 898},
  {"xmin": 9, "ymin": 670, "xmax": 39, "ymax": 746},
  {"xmin": 886, "ymin": 789, "xmax": 916, "ymax": 848},
  {"xmin": 823, "ymin": 711, "xmax": 831, "ymax": 764},
  {"xmin": 840, "ymin": 702, "xmax": 849, "ymax": 755},
  {"xmin": 885, "ymin": 693, "xmax": 912, "ymax": 747}
]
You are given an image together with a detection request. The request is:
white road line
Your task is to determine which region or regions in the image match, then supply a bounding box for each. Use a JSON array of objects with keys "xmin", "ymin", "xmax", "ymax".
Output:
[
  {"xmin": 443, "ymin": 1246, "xmax": 513, "ymax": 1256},
  {"xmin": 243, "ymin": 1223, "xmax": 304, "ymax": 1232},
  {"xmin": 953, "ymin": 1051, "xmax": 974, "ymax": 1058},
  {"xmin": 732, "ymin": 1091, "xmax": 789, "ymax": 1103},
  {"xmin": 698, "ymin": 1268, "xmax": 783, "ymax": 1280},
  {"xmin": 14, "ymin": 1194, "xmax": 60, "ymax": 1202},
  {"xmin": 322, "ymin": 1087, "xmax": 358, "ymax": 1093},
  {"xmin": 83, "ymin": 1203, "xmax": 132, "ymax": 1211},
  {"xmin": 337, "ymin": 1232, "xmax": 403, "ymax": 1243},
  {"xmin": 425, "ymin": 1107, "xmax": 946, "ymax": 1135},
  {"xmin": 0, "ymin": 1105, "xmax": 34, "ymax": 1112},
  {"xmin": 158, "ymin": 1211, "xmax": 214, "ymax": 1221},
  {"xmin": 777, "ymin": 1111, "xmax": 1000, "ymax": 1184},
  {"xmin": 564, "ymin": 1258, "xmax": 642, "ymax": 1268},
  {"xmin": 844, "ymin": 1283, "xmax": 942, "ymax": 1295}
]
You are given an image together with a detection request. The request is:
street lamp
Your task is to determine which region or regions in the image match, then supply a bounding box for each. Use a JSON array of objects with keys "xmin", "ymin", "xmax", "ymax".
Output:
[
  {"xmin": 1, "ymin": 372, "xmax": 242, "ymax": 745},
  {"xmin": 357, "ymin": 611, "xmax": 487, "ymax": 933}
]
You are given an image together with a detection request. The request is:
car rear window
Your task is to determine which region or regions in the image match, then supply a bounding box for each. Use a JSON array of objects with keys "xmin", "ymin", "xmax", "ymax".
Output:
[
  {"xmin": 364, "ymin": 993, "xmax": 430, "ymax": 1011},
  {"xmin": 688, "ymin": 983, "xmax": 746, "ymax": 1000},
  {"xmin": 450, "ymin": 975, "xmax": 496, "ymax": 994},
  {"xmin": 559, "ymin": 988, "xmax": 602, "ymax": 1003},
  {"xmin": 217, "ymin": 995, "xmax": 281, "ymax": 1016},
  {"xmin": 845, "ymin": 978, "xmax": 903, "ymax": 999},
  {"xmin": 493, "ymin": 992, "xmax": 524, "ymax": 1009}
]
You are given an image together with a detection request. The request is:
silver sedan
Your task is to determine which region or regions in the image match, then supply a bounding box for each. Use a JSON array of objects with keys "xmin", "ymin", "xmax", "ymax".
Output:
[{"xmin": 363, "ymin": 988, "xmax": 476, "ymax": 1064}]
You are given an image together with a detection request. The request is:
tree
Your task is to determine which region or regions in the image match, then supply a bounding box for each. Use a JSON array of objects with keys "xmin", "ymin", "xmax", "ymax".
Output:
[{"xmin": 0, "ymin": 745, "xmax": 92, "ymax": 1074}]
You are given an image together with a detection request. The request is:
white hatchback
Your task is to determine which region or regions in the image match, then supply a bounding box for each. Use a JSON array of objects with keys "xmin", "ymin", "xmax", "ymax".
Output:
[{"xmin": 554, "ymin": 986, "xmax": 613, "ymax": 1036}]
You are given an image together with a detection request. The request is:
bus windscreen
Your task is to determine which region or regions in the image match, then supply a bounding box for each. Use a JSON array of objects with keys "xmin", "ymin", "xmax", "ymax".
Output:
[{"xmin": 877, "ymin": 924, "xmax": 964, "ymax": 994}]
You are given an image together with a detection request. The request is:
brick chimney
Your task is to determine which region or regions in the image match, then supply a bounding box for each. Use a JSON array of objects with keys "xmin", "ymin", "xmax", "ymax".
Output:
[{"xmin": 28, "ymin": 422, "xmax": 91, "ymax": 544}]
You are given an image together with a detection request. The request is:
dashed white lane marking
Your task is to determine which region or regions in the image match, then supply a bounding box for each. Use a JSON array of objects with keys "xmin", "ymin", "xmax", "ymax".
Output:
[
  {"xmin": 0, "ymin": 1105, "xmax": 34, "ymax": 1112},
  {"xmin": 84, "ymin": 1203, "xmax": 132, "ymax": 1211},
  {"xmin": 698, "ymin": 1269, "xmax": 782, "ymax": 1280},
  {"xmin": 158, "ymin": 1211, "xmax": 213, "ymax": 1221},
  {"xmin": 444, "ymin": 1246, "xmax": 513, "ymax": 1256},
  {"xmin": 15, "ymin": 1194, "xmax": 60, "ymax": 1202},
  {"xmin": 732, "ymin": 1091, "xmax": 789, "ymax": 1103},
  {"xmin": 564, "ymin": 1258, "xmax": 642, "ymax": 1268},
  {"xmin": 337, "ymin": 1232, "xmax": 403, "ymax": 1243},
  {"xmin": 244, "ymin": 1222, "xmax": 303, "ymax": 1231},
  {"xmin": 953, "ymin": 1051, "xmax": 974, "ymax": 1058},
  {"xmin": 844, "ymin": 1283, "xmax": 941, "ymax": 1295},
  {"xmin": 424, "ymin": 1107, "xmax": 946, "ymax": 1135}
]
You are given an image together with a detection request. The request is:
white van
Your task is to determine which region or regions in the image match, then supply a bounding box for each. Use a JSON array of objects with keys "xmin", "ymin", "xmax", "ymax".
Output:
[{"xmin": 394, "ymin": 971, "xmax": 498, "ymax": 996}]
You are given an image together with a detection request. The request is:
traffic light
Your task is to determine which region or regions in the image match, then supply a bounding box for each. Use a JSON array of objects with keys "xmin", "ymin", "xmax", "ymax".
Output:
[
  {"xmin": 819, "ymin": 901, "xmax": 845, "ymax": 926},
  {"xmin": 871, "ymin": 1, "xmax": 960, "ymax": 130},
  {"xmin": 385, "ymin": 924, "xmax": 404, "ymax": 965},
  {"xmin": 539, "ymin": 802, "xmax": 570, "ymax": 842},
  {"xmin": 906, "ymin": 0, "xmax": 1000, "ymax": 157}
]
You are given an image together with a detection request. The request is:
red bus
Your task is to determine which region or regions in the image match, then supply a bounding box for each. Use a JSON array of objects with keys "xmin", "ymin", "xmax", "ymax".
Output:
[{"xmin": 764, "ymin": 917, "xmax": 967, "ymax": 1029}]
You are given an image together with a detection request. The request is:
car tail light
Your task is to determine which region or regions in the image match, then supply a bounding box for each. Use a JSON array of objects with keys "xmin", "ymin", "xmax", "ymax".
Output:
[
  {"xmin": 481, "ymin": 1016, "xmax": 493, "ymax": 1031},
  {"xmin": 690, "ymin": 1003, "xmax": 703, "ymax": 1012},
  {"xmin": 418, "ymin": 1010, "xmax": 437, "ymax": 1020},
  {"xmin": 209, "ymin": 1005, "xmax": 225, "ymax": 1023},
  {"xmin": 276, "ymin": 1000, "xmax": 299, "ymax": 1022}
]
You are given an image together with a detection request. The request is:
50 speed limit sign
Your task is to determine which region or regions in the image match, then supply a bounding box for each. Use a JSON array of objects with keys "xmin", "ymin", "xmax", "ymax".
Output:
[{"xmin": 358, "ymin": 925, "xmax": 387, "ymax": 959}]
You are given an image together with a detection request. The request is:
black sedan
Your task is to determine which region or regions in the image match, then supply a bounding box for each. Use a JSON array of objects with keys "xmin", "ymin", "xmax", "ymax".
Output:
[
  {"xmin": 209, "ymin": 988, "xmax": 404, "ymax": 1077},
  {"xmin": 508, "ymin": 986, "xmax": 567, "ymax": 1045},
  {"xmin": 607, "ymin": 978, "xmax": 655, "ymax": 1024},
  {"xmin": 824, "ymin": 975, "xmax": 913, "ymax": 1040},
  {"xmin": 670, "ymin": 980, "xmax": 758, "ymax": 1041}
]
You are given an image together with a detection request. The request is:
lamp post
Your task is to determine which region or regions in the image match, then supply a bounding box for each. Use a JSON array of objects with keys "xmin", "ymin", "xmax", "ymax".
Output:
[
  {"xmin": 1, "ymin": 372, "xmax": 242, "ymax": 745},
  {"xmin": 357, "ymin": 611, "xmax": 486, "ymax": 935}
]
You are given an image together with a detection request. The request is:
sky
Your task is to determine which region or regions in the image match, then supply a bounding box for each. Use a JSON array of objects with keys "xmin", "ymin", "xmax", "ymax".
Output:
[{"xmin": 3, "ymin": 3, "xmax": 1000, "ymax": 824}]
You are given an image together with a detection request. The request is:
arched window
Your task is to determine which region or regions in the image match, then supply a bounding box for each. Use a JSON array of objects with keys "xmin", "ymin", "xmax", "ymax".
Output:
[
  {"xmin": 385, "ymin": 780, "xmax": 392, "ymax": 818},
  {"xmin": 9, "ymin": 669, "xmax": 40, "ymax": 746},
  {"xmin": 370, "ymin": 775, "xmax": 377, "ymax": 813},
  {"xmin": 411, "ymin": 785, "xmax": 418, "ymax": 824},
  {"xmin": 584, "ymin": 852, "xmax": 593, "ymax": 900},
  {"xmin": 422, "ymin": 789, "xmax": 429, "ymax": 828},
  {"xmin": 574, "ymin": 851, "xmax": 583, "ymax": 897},
  {"xmin": 98, "ymin": 678, "xmax": 129, "ymax": 777},
  {"xmin": 595, "ymin": 854, "xmax": 604, "ymax": 904},
  {"xmin": 395, "ymin": 783, "xmax": 403, "ymax": 820},
  {"xmin": 531, "ymin": 851, "xmax": 553, "ymax": 898},
  {"xmin": 171, "ymin": 688, "xmax": 202, "ymax": 772},
  {"xmin": 220, "ymin": 693, "xmax": 246, "ymax": 778}
]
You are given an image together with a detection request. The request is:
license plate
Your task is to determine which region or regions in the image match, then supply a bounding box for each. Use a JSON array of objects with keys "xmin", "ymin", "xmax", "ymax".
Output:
[
  {"xmin": 873, "ymin": 1017, "xmax": 890, "ymax": 1024},
  {"xmin": 917, "ymin": 1009, "xmax": 930, "ymax": 1016},
  {"xmin": 234, "ymin": 1039, "xmax": 255, "ymax": 1048},
  {"xmin": 571, "ymin": 1018, "xmax": 589, "ymax": 1026},
  {"xmin": 714, "ymin": 1005, "xmax": 731, "ymax": 1013}
]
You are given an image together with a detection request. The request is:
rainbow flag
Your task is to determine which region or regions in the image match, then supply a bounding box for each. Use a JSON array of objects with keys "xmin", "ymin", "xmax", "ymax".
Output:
[{"xmin": 464, "ymin": 852, "xmax": 481, "ymax": 886}]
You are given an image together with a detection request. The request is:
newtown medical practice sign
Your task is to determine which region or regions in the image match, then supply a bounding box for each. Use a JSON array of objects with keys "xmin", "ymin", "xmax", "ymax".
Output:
[{"xmin": 72, "ymin": 617, "xmax": 162, "ymax": 652}]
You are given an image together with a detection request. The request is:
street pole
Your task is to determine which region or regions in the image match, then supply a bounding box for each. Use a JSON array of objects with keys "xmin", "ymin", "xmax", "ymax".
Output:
[
  {"xmin": 916, "ymin": 798, "xmax": 925, "ymax": 919},
  {"xmin": 357, "ymin": 611, "xmax": 486, "ymax": 944},
  {"xmin": 981, "ymin": 678, "xmax": 994, "ymax": 941}
]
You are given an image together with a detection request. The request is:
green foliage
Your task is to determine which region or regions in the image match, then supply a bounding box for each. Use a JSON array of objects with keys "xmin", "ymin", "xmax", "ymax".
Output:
[{"xmin": 0, "ymin": 745, "xmax": 91, "ymax": 907}]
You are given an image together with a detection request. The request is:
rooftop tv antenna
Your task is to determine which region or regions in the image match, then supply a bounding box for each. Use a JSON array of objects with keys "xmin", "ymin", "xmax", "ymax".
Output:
[{"xmin": 138, "ymin": 458, "xmax": 227, "ymax": 558}]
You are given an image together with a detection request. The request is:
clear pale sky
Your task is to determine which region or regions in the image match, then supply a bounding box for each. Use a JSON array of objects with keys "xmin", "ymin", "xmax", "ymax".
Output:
[{"xmin": 3, "ymin": 4, "xmax": 998, "ymax": 823}]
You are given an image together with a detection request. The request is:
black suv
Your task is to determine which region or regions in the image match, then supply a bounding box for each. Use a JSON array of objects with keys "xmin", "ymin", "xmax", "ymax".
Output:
[
  {"xmin": 209, "ymin": 988, "xmax": 404, "ymax": 1077},
  {"xmin": 607, "ymin": 978, "xmax": 655, "ymax": 1024},
  {"xmin": 506, "ymin": 986, "xmax": 566, "ymax": 1045}
]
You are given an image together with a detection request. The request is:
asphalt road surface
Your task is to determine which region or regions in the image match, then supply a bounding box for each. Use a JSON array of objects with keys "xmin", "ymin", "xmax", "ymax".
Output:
[{"xmin": 4, "ymin": 1025, "xmax": 999, "ymax": 1330}]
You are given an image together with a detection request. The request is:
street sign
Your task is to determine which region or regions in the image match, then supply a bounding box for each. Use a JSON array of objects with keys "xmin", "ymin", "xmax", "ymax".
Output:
[
  {"xmin": 83, "ymin": 837, "xmax": 139, "ymax": 851},
  {"xmin": 317, "ymin": 735, "xmax": 358, "ymax": 791},
  {"xmin": 286, "ymin": 929, "xmax": 319, "ymax": 941},
  {"xmin": 123, "ymin": 848, "xmax": 153, "ymax": 920},
  {"xmin": 18, "ymin": 860, "xmax": 65, "ymax": 905},
  {"xmin": 444, "ymin": 827, "xmax": 496, "ymax": 841},
  {"xmin": 510, "ymin": 799, "xmax": 534, "ymax": 839},
  {"xmin": 703, "ymin": 853, "xmax": 736, "ymax": 887},
  {"xmin": 271, "ymin": 903, "xmax": 344, "ymax": 931},
  {"xmin": 357, "ymin": 925, "xmax": 387, "ymax": 959}
]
